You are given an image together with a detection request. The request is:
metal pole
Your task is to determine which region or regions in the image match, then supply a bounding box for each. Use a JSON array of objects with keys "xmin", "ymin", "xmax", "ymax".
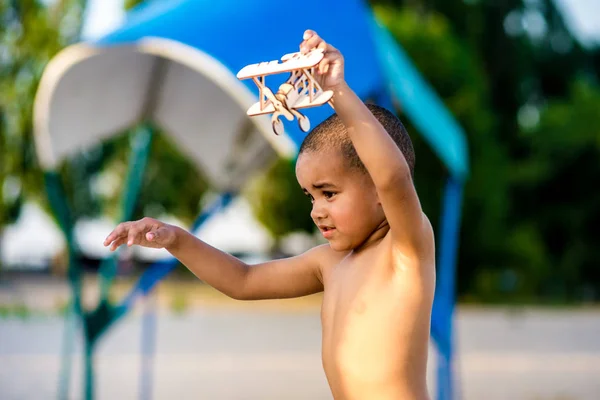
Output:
[
  {"xmin": 436, "ymin": 177, "xmax": 464, "ymax": 400},
  {"xmin": 140, "ymin": 291, "xmax": 157, "ymax": 400}
]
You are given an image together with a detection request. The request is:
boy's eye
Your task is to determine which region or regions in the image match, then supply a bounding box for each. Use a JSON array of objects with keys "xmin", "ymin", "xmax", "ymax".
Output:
[
  {"xmin": 323, "ymin": 191, "xmax": 335, "ymax": 199},
  {"xmin": 305, "ymin": 193, "xmax": 314, "ymax": 203}
]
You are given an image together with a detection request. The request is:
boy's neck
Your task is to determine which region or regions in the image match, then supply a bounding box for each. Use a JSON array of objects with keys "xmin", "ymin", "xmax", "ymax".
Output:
[{"xmin": 352, "ymin": 220, "xmax": 390, "ymax": 254}]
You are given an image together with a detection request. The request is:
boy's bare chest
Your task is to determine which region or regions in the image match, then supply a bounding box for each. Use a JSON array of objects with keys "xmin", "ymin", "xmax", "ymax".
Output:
[
  {"xmin": 319, "ymin": 249, "xmax": 415, "ymax": 381},
  {"xmin": 320, "ymin": 249, "xmax": 403, "ymax": 335}
]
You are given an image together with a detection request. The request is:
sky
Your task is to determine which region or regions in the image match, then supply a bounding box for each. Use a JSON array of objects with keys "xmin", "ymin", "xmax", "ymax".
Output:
[
  {"xmin": 80, "ymin": 0, "xmax": 126, "ymax": 40},
  {"xmin": 80, "ymin": 0, "xmax": 599, "ymax": 46},
  {"xmin": 553, "ymin": 0, "xmax": 600, "ymax": 47}
]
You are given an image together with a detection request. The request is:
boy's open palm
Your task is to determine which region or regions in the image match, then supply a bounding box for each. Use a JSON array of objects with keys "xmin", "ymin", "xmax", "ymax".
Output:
[
  {"xmin": 300, "ymin": 30, "xmax": 345, "ymax": 91},
  {"xmin": 103, "ymin": 217, "xmax": 177, "ymax": 251}
]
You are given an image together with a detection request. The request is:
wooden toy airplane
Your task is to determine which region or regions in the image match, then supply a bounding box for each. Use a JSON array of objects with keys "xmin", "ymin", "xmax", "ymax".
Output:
[{"xmin": 237, "ymin": 48, "xmax": 334, "ymax": 135}]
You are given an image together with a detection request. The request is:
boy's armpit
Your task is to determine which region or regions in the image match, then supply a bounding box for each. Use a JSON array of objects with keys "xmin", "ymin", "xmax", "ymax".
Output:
[{"xmin": 237, "ymin": 244, "xmax": 332, "ymax": 300}]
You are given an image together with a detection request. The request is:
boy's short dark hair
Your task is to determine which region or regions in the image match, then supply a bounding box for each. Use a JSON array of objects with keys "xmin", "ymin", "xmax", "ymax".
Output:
[{"xmin": 298, "ymin": 103, "xmax": 415, "ymax": 177}]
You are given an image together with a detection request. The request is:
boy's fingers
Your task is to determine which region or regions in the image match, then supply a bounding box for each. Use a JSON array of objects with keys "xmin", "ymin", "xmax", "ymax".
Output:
[
  {"xmin": 146, "ymin": 226, "xmax": 171, "ymax": 246},
  {"xmin": 127, "ymin": 225, "xmax": 145, "ymax": 246},
  {"xmin": 104, "ymin": 222, "xmax": 129, "ymax": 246},
  {"xmin": 326, "ymin": 43, "xmax": 339, "ymax": 53},
  {"xmin": 317, "ymin": 40, "xmax": 329, "ymax": 51},
  {"xmin": 110, "ymin": 237, "xmax": 126, "ymax": 251},
  {"xmin": 105, "ymin": 235, "xmax": 121, "ymax": 248},
  {"xmin": 146, "ymin": 226, "xmax": 163, "ymax": 241},
  {"xmin": 103, "ymin": 234, "xmax": 113, "ymax": 246},
  {"xmin": 146, "ymin": 228, "xmax": 159, "ymax": 242},
  {"xmin": 318, "ymin": 58, "xmax": 329, "ymax": 75},
  {"xmin": 303, "ymin": 29, "xmax": 316, "ymax": 40},
  {"xmin": 318, "ymin": 51, "xmax": 341, "ymax": 75},
  {"xmin": 301, "ymin": 32, "xmax": 324, "ymax": 53},
  {"xmin": 105, "ymin": 233, "xmax": 124, "ymax": 247}
]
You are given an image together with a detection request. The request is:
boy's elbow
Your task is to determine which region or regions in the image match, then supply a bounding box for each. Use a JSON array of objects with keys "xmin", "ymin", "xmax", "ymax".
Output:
[
  {"xmin": 228, "ymin": 290, "xmax": 246, "ymax": 301},
  {"xmin": 229, "ymin": 263, "xmax": 251, "ymax": 300},
  {"xmin": 230, "ymin": 288, "xmax": 260, "ymax": 301}
]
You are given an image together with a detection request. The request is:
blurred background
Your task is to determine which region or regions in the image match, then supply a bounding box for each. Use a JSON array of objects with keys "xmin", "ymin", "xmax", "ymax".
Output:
[{"xmin": 1, "ymin": 0, "xmax": 599, "ymax": 399}]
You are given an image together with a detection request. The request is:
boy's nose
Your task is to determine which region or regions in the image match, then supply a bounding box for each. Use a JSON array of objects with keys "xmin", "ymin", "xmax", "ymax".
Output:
[{"xmin": 310, "ymin": 203, "xmax": 327, "ymax": 221}]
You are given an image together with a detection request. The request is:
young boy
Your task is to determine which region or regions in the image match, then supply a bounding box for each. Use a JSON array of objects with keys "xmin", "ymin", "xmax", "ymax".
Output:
[{"xmin": 104, "ymin": 30, "xmax": 435, "ymax": 400}]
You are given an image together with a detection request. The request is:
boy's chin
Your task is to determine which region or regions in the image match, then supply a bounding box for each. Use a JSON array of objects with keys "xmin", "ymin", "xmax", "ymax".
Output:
[{"xmin": 328, "ymin": 240, "xmax": 354, "ymax": 252}]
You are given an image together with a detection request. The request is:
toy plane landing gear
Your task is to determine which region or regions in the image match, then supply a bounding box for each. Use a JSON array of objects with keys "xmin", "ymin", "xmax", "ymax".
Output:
[{"xmin": 237, "ymin": 48, "xmax": 334, "ymax": 135}]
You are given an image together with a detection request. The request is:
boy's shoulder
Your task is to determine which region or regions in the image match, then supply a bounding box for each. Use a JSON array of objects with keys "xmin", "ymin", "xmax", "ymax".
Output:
[
  {"xmin": 302, "ymin": 243, "xmax": 349, "ymax": 276},
  {"xmin": 306, "ymin": 243, "xmax": 350, "ymax": 263}
]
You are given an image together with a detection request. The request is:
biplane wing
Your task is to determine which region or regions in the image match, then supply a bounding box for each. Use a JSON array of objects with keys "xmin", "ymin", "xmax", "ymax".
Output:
[
  {"xmin": 236, "ymin": 49, "xmax": 324, "ymax": 80},
  {"xmin": 246, "ymin": 101, "xmax": 276, "ymax": 116},
  {"xmin": 246, "ymin": 90, "xmax": 333, "ymax": 116},
  {"xmin": 291, "ymin": 90, "xmax": 334, "ymax": 109}
]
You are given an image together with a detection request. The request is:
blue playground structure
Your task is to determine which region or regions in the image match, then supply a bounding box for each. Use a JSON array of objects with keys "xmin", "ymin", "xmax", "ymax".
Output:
[{"xmin": 33, "ymin": 0, "xmax": 468, "ymax": 399}]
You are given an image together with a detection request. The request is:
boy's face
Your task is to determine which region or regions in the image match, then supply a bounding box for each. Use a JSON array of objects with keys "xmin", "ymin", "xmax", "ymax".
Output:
[{"xmin": 296, "ymin": 149, "xmax": 386, "ymax": 252}]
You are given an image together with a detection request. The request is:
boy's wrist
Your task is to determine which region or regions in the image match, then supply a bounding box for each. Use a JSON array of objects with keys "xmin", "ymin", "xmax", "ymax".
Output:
[
  {"xmin": 330, "ymin": 81, "xmax": 350, "ymax": 97},
  {"xmin": 165, "ymin": 225, "xmax": 184, "ymax": 252},
  {"xmin": 329, "ymin": 81, "xmax": 357, "ymax": 110}
]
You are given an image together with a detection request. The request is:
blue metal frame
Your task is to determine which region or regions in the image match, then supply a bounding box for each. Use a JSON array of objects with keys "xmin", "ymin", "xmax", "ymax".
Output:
[{"xmin": 433, "ymin": 177, "xmax": 464, "ymax": 399}]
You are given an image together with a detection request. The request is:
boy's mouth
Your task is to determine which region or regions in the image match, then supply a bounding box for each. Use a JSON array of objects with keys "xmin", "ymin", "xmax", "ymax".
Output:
[{"xmin": 318, "ymin": 225, "xmax": 336, "ymax": 239}]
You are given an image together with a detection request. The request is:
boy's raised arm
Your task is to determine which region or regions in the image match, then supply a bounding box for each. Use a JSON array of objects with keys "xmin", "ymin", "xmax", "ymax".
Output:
[
  {"xmin": 301, "ymin": 31, "xmax": 426, "ymax": 252},
  {"xmin": 103, "ymin": 218, "xmax": 324, "ymax": 300},
  {"xmin": 333, "ymin": 84, "xmax": 426, "ymax": 250}
]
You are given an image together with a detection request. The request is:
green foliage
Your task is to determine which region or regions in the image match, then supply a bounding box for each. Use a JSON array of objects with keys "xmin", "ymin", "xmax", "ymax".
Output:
[
  {"xmin": 0, "ymin": 0, "xmax": 89, "ymax": 274},
  {"xmin": 369, "ymin": 1, "xmax": 600, "ymax": 303},
  {"xmin": 1, "ymin": 0, "xmax": 208, "ymax": 233},
  {"xmin": 0, "ymin": 302, "xmax": 32, "ymax": 319},
  {"xmin": 244, "ymin": 157, "xmax": 314, "ymax": 245},
  {"xmin": 374, "ymin": 5, "xmax": 514, "ymax": 293},
  {"xmin": 58, "ymin": 144, "xmax": 115, "ymax": 221},
  {"xmin": 0, "ymin": 0, "xmax": 88, "ymax": 219},
  {"xmin": 170, "ymin": 290, "xmax": 189, "ymax": 315},
  {"xmin": 506, "ymin": 80, "xmax": 600, "ymax": 301},
  {"xmin": 97, "ymin": 129, "xmax": 209, "ymax": 226},
  {"xmin": 51, "ymin": 125, "xmax": 209, "ymax": 226},
  {"xmin": 124, "ymin": 0, "xmax": 146, "ymax": 11}
]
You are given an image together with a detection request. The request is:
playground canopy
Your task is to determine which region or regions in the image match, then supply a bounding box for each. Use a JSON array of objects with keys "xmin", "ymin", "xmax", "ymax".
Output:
[
  {"xmin": 34, "ymin": 0, "xmax": 467, "ymax": 184},
  {"xmin": 33, "ymin": 1, "xmax": 469, "ymax": 399}
]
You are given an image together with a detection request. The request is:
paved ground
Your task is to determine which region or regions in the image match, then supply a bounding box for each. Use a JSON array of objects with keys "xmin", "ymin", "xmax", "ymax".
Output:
[{"xmin": 1, "ymin": 277, "xmax": 599, "ymax": 399}]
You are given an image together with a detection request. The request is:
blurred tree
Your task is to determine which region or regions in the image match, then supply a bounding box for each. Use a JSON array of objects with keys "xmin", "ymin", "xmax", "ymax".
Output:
[
  {"xmin": 97, "ymin": 129, "xmax": 209, "ymax": 226},
  {"xmin": 1, "ymin": 0, "xmax": 209, "ymax": 275},
  {"xmin": 375, "ymin": 0, "xmax": 595, "ymax": 147},
  {"xmin": 0, "ymin": 0, "xmax": 88, "ymax": 270},
  {"xmin": 424, "ymin": 0, "xmax": 598, "ymax": 302},
  {"xmin": 509, "ymin": 79, "xmax": 600, "ymax": 302},
  {"xmin": 371, "ymin": 0, "xmax": 599, "ymax": 303},
  {"xmin": 124, "ymin": 0, "xmax": 145, "ymax": 11},
  {"xmin": 244, "ymin": 157, "xmax": 314, "ymax": 254},
  {"xmin": 373, "ymin": 6, "xmax": 512, "ymax": 298}
]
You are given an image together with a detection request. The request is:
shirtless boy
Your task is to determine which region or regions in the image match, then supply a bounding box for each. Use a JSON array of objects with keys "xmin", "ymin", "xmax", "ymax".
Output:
[{"xmin": 103, "ymin": 30, "xmax": 435, "ymax": 400}]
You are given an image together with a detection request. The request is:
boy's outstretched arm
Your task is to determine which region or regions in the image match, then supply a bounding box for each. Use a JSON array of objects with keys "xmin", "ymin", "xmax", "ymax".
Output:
[
  {"xmin": 103, "ymin": 218, "xmax": 324, "ymax": 300},
  {"xmin": 302, "ymin": 30, "xmax": 426, "ymax": 252}
]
